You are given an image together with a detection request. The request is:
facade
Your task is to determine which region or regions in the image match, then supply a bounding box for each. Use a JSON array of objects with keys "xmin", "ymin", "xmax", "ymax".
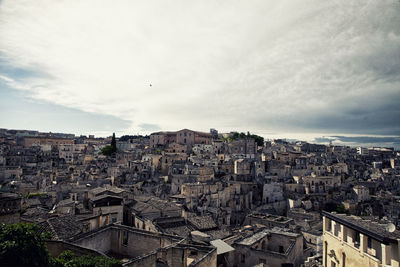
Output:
[
  {"xmin": 23, "ymin": 137, "xmax": 74, "ymax": 148},
  {"xmin": 302, "ymin": 175, "xmax": 341, "ymax": 194},
  {"xmin": 71, "ymin": 224, "xmax": 217, "ymax": 267},
  {"xmin": 0, "ymin": 192, "xmax": 21, "ymax": 224},
  {"xmin": 228, "ymin": 139, "xmax": 257, "ymax": 158},
  {"xmin": 262, "ymin": 182, "xmax": 284, "ymax": 204},
  {"xmin": 234, "ymin": 159, "xmax": 252, "ymax": 175},
  {"xmin": 323, "ymin": 211, "xmax": 400, "ymax": 267},
  {"xmin": 226, "ymin": 228, "xmax": 304, "ymax": 267},
  {"xmin": 353, "ymin": 185, "xmax": 370, "ymax": 202},
  {"xmin": 150, "ymin": 129, "xmax": 214, "ymax": 148},
  {"xmin": 357, "ymin": 147, "xmax": 369, "ymax": 155}
]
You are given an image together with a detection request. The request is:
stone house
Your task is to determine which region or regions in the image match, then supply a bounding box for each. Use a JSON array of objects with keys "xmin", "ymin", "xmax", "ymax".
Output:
[{"xmin": 323, "ymin": 211, "xmax": 400, "ymax": 267}]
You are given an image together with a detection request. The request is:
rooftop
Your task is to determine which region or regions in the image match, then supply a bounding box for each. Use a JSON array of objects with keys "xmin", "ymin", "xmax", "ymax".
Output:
[{"xmin": 323, "ymin": 211, "xmax": 400, "ymax": 244}]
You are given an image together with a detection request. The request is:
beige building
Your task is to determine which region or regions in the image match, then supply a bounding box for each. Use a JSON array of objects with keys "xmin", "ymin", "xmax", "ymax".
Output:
[
  {"xmin": 150, "ymin": 129, "xmax": 214, "ymax": 148},
  {"xmin": 234, "ymin": 159, "xmax": 252, "ymax": 175},
  {"xmin": 24, "ymin": 136, "xmax": 74, "ymax": 148},
  {"xmin": 323, "ymin": 211, "xmax": 400, "ymax": 267},
  {"xmin": 228, "ymin": 139, "xmax": 257, "ymax": 158},
  {"xmin": 302, "ymin": 174, "xmax": 341, "ymax": 194},
  {"xmin": 225, "ymin": 227, "xmax": 305, "ymax": 267},
  {"xmin": 353, "ymin": 185, "xmax": 370, "ymax": 203}
]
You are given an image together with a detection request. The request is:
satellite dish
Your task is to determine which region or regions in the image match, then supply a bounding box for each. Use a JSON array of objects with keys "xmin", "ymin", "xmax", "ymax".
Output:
[{"xmin": 386, "ymin": 223, "xmax": 396, "ymax": 233}]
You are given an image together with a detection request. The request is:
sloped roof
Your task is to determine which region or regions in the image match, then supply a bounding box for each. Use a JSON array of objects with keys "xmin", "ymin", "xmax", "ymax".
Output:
[
  {"xmin": 188, "ymin": 215, "xmax": 217, "ymax": 230},
  {"xmin": 323, "ymin": 211, "xmax": 400, "ymax": 244},
  {"xmin": 38, "ymin": 215, "xmax": 83, "ymax": 240},
  {"xmin": 210, "ymin": 239, "xmax": 235, "ymax": 255}
]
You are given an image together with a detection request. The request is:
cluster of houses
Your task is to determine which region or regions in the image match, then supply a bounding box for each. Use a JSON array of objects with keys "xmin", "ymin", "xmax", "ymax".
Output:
[{"xmin": 0, "ymin": 127, "xmax": 400, "ymax": 267}]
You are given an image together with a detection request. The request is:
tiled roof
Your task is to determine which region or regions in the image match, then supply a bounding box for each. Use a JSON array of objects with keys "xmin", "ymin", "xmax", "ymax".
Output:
[
  {"xmin": 204, "ymin": 229, "xmax": 232, "ymax": 240},
  {"xmin": 38, "ymin": 215, "xmax": 83, "ymax": 240},
  {"xmin": 188, "ymin": 215, "xmax": 217, "ymax": 230}
]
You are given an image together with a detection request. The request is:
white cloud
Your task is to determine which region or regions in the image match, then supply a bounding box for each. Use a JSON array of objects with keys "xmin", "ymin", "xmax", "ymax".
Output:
[{"xmin": 0, "ymin": 0, "xmax": 399, "ymax": 135}]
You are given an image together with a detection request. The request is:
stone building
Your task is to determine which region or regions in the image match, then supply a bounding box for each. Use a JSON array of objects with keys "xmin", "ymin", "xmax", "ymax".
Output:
[
  {"xmin": 150, "ymin": 129, "xmax": 214, "ymax": 148},
  {"xmin": 302, "ymin": 174, "xmax": 341, "ymax": 194},
  {"xmin": 225, "ymin": 227, "xmax": 304, "ymax": 267},
  {"xmin": 70, "ymin": 224, "xmax": 217, "ymax": 267},
  {"xmin": 23, "ymin": 136, "xmax": 74, "ymax": 148},
  {"xmin": 323, "ymin": 211, "xmax": 400, "ymax": 267},
  {"xmin": 0, "ymin": 192, "xmax": 21, "ymax": 223},
  {"xmin": 353, "ymin": 185, "xmax": 370, "ymax": 202},
  {"xmin": 228, "ymin": 139, "xmax": 257, "ymax": 158},
  {"xmin": 234, "ymin": 159, "xmax": 252, "ymax": 175}
]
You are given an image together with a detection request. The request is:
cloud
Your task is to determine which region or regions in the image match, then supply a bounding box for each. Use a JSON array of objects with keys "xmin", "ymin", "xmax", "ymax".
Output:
[
  {"xmin": 138, "ymin": 123, "xmax": 161, "ymax": 132},
  {"xmin": 331, "ymin": 136, "xmax": 400, "ymax": 145},
  {"xmin": 0, "ymin": 0, "xmax": 400, "ymax": 135},
  {"xmin": 0, "ymin": 81, "xmax": 131, "ymax": 136},
  {"xmin": 314, "ymin": 135, "xmax": 400, "ymax": 149}
]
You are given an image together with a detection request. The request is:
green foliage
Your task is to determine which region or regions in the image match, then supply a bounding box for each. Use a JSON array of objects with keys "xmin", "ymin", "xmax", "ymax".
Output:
[
  {"xmin": 52, "ymin": 251, "xmax": 122, "ymax": 267},
  {"xmin": 0, "ymin": 223, "xmax": 51, "ymax": 267},
  {"xmin": 324, "ymin": 203, "xmax": 349, "ymax": 214},
  {"xmin": 119, "ymin": 135, "xmax": 149, "ymax": 142},
  {"xmin": 111, "ymin": 133, "xmax": 117, "ymax": 151},
  {"xmin": 225, "ymin": 131, "xmax": 265, "ymax": 146},
  {"xmin": 336, "ymin": 204, "xmax": 348, "ymax": 214},
  {"xmin": 0, "ymin": 223, "xmax": 121, "ymax": 267},
  {"xmin": 100, "ymin": 145, "xmax": 115, "ymax": 156},
  {"xmin": 101, "ymin": 133, "xmax": 118, "ymax": 156}
]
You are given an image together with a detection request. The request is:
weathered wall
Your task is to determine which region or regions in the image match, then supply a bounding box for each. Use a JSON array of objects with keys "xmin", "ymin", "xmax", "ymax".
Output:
[
  {"xmin": 46, "ymin": 240, "xmax": 105, "ymax": 258},
  {"xmin": 73, "ymin": 228, "xmax": 113, "ymax": 253}
]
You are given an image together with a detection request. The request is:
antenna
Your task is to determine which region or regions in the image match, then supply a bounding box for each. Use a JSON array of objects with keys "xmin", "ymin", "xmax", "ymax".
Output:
[{"xmin": 386, "ymin": 223, "xmax": 396, "ymax": 233}]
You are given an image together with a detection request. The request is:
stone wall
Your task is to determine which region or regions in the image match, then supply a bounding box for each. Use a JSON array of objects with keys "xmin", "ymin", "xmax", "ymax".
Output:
[{"xmin": 46, "ymin": 240, "xmax": 106, "ymax": 258}]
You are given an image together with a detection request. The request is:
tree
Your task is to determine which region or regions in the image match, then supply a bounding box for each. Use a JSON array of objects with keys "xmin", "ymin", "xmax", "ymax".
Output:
[
  {"xmin": 226, "ymin": 131, "xmax": 264, "ymax": 146},
  {"xmin": 119, "ymin": 135, "xmax": 149, "ymax": 142},
  {"xmin": 336, "ymin": 204, "xmax": 348, "ymax": 214},
  {"xmin": 101, "ymin": 133, "xmax": 117, "ymax": 156},
  {"xmin": 101, "ymin": 145, "xmax": 114, "ymax": 156},
  {"xmin": 0, "ymin": 223, "xmax": 122, "ymax": 267},
  {"xmin": 111, "ymin": 133, "xmax": 117, "ymax": 152},
  {"xmin": 0, "ymin": 223, "xmax": 51, "ymax": 267}
]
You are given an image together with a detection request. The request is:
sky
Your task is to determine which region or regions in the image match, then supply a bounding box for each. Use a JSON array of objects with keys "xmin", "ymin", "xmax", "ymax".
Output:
[{"xmin": 0, "ymin": 0, "xmax": 400, "ymax": 148}]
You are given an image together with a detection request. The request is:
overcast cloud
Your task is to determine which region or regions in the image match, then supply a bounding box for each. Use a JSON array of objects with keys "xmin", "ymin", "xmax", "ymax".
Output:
[{"xmin": 0, "ymin": 0, "xmax": 399, "ymax": 137}]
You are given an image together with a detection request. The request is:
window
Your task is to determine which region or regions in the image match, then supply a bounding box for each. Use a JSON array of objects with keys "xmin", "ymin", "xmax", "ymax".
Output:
[
  {"xmin": 354, "ymin": 231, "xmax": 360, "ymax": 248},
  {"xmin": 326, "ymin": 219, "xmax": 332, "ymax": 232},
  {"xmin": 367, "ymin": 237, "xmax": 372, "ymax": 248},
  {"xmin": 241, "ymin": 254, "xmax": 245, "ymax": 263},
  {"xmin": 122, "ymin": 231, "xmax": 128, "ymax": 246},
  {"xmin": 279, "ymin": 246, "xmax": 284, "ymax": 253},
  {"xmin": 342, "ymin": 253, "xmax": 346, "ymax": 267}
]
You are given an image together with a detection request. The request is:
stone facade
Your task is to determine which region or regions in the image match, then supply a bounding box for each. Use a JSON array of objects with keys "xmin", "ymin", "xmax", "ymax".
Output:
[{"xmin": 323, "ymin": 211, "xmax": 400, "ymax": 267}]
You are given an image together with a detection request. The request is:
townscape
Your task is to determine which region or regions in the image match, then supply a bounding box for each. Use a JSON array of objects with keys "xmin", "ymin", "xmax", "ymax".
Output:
[{"xmin": 1, "ymin": 127, "xmax": 399, "ymax": 267}]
